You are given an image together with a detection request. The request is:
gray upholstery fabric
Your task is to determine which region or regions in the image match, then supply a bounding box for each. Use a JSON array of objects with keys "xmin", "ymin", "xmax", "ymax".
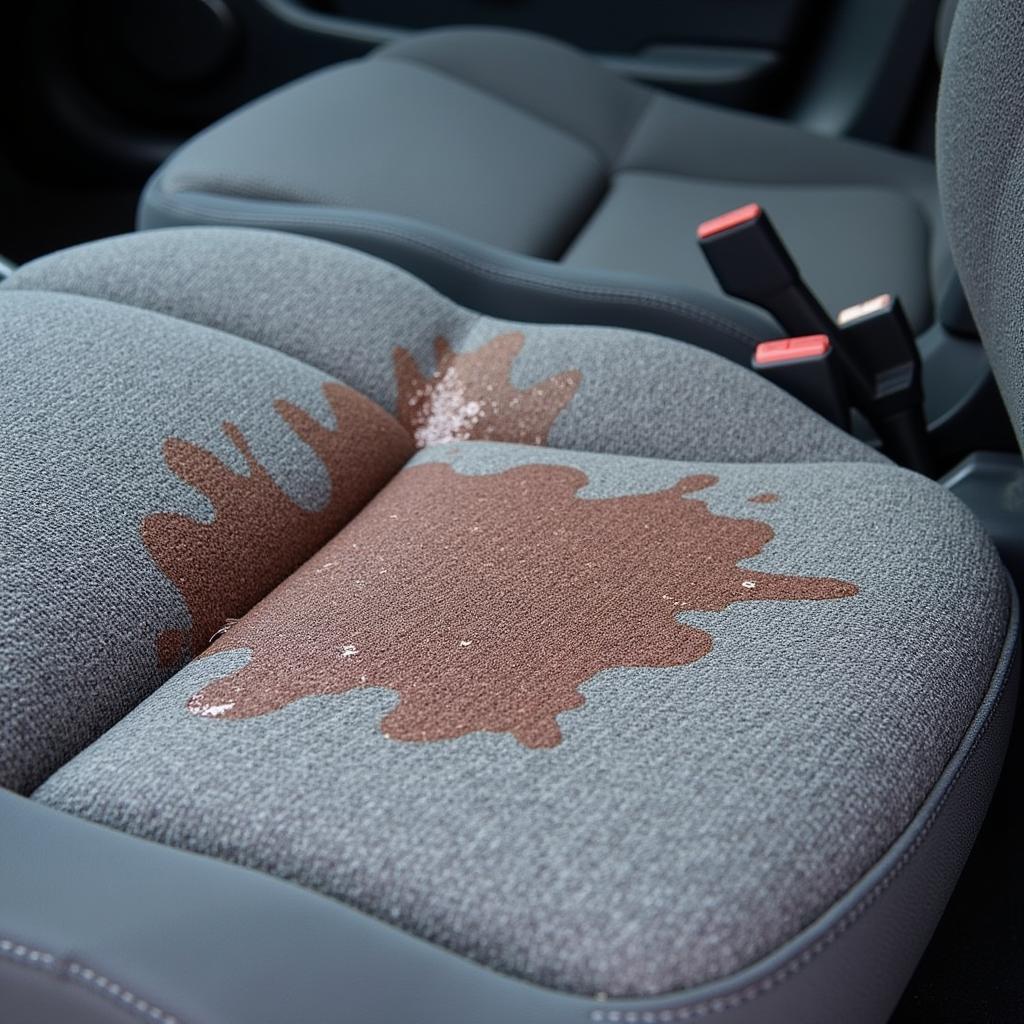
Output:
[
  {"xmin": 382, "ymin": 27, "xmax": 650, "ymax": 161},
  {"xmin": 4, "ymin": 228, "xmax": 880, "ymax": 465},
  {"xmin": 34, "ymin": 441, "xmax": 1009, "ymax": 997},
  {"xmin": 124, "ymin": 191, "xmax": 784, "ymax": 360},
  {"xmin": 0, "ymin": 226, "xmax": 884, "ymax": 792},
  {"xmin": 0, "ymin": 288, "xmax": 406, "ymax": 794},
  {"xmin": 1, "ymin": 616, "xmax": 1017, "ymax": 1024},
  {"xmin": 3, "ymin": 224, "xmax": 1012, "ymax": 1015},
  {"xmin": 139, "ymin": 26, "xmax": 946, "ymax": 336},
  {"xmin": 937, "ymin": 0, "xmax": 1024, "ymax": 450}
]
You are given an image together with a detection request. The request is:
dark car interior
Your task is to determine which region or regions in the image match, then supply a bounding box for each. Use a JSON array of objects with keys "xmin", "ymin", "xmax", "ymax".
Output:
[{"xmin": 2, "ymin": 1, "xmax": 1023, "ymax": 1021}]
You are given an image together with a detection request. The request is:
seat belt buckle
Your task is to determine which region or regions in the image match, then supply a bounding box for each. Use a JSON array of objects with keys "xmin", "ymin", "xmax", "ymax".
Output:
[
  {"xmin": 751, "ymin": 334, "xmax": 848, "ymax": 428},
  {"xmin": 696, "ymin": 203, "xmax": 837, "ymax": 342},
  {"xmin": 696, "ymin": 205, "xmax": 931, "ymax": 469},
  {"xmin": 698, "ymin": 204, "xmax": 800, "ymax": 300},
  {"xmin": 836, "ymin": 294, "xmax": 921, "ymax": 411},
  {"xmin": 837, "ymin": 294, "xmax": 931, "ymax": 473}
]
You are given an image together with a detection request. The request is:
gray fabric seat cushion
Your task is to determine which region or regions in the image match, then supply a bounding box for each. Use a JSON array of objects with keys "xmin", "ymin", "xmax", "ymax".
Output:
[
  {"xmin": 0, "ymin": 226, "xmax": 876, "ymax": 795},
  {"xmin": 140, "ymin": 26, "xmax": 946, "ymax": 336},
  {"xmin": 4, "ymin": 227, "xmax": 880, "ymax": 469},
  {"xmin": 32, "ymin": 441, "xmax": 1009, "ymax": 997},
  {"xmin": 0, "ymin": 288, "xmax": 415, "ymax": 795},
  {"xmin": 0, "ymin": 226, "xmax": 1011, "ymax": 1012},
  {"xmin": 152, "ymin": 56, "xmax": 608, "ymax": 259}
]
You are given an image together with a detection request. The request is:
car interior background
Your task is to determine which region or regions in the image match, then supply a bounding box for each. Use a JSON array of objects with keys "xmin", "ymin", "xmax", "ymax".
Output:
[{"xmin": 1, "ymin": 0, "xmax": 1023, "ymax": 1022}]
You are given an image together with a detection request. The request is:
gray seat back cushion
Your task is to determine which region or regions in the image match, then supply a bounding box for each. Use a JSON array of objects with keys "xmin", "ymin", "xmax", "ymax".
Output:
[{"xmin": 938, "ymin": 0, "xmax": 1024, "ymax": 450}]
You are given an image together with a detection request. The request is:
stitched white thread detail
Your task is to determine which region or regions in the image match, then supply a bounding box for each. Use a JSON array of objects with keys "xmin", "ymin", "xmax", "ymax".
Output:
[
  {"xmin": 0, "ymin": 938, "xmax": 56, "ymax": 967},
  {"xmin": 0, "ymin": 938, "xmax": 179, "ymax": 1024}
]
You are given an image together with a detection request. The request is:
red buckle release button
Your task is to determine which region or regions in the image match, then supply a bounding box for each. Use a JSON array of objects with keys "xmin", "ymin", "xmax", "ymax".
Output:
[
  {"xmin": 697, "ymin": 203, "xmax": 762, "ymax": 240},
  {"xmin": 754, "ymin": 334, "xmax": 831, "ymax": 366}
]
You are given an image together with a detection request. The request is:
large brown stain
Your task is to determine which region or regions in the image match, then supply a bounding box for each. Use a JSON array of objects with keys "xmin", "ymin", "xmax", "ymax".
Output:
[
  {"xmin": 393, "ymin": 332, "xmax": 581, "ymax": 447},
  {"xmin": 143, "ymin": 382, "xmax": 415, "ymax": 665},
  {"xmin": 188, "ymin": 463, "xmax": 858, "ymax": 747}
]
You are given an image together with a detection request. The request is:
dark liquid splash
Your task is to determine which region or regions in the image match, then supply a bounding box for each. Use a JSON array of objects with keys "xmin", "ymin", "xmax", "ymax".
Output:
[
  {"xmin": 143, "ymin": 382, "xmax": 414, "ymax": 665},
  {"xmin": 188, "ymin": 463, "xmax": 858, "ymax": 747}
]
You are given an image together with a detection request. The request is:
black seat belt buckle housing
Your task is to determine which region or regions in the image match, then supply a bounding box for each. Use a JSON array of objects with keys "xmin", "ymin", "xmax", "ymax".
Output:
[
  {"xmin": 751, "ymin": 334, "xmax": 849, "ymax": 428},
  {"xmin": 837, "ymin": 294, "xmax": 932, "ymax": 473},
  {"xmin": 696, "ymin": 203, "xmax": 836, "ymax": 341},
  {"xmin": 697, "ymin": 204, "xmax": 933, "ymax": 472}
]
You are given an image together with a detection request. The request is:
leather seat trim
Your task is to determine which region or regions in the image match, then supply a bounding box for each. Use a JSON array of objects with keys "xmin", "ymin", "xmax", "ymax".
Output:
[{"xmin": 0, "ymin": 942, "xmax": 180, "ymax": 1024}]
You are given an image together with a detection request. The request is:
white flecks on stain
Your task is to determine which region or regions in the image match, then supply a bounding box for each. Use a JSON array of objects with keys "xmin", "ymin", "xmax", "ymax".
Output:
[
  {"xmin": 196, "ymin": 702, "xmax": 234, "ymax": 717},
  {"xmin": 742, "ymin": 580, "xmax": 757, "ymax": 589},
  {"xmin": 459, "ymin": 640, "xmax": 473, "ymax": 647},
  {"xmin": 412, "ymin": 368, "xmax": 487, "ymax": 447},
  {"xmin": 341, "ymin": 644, "xmax": 358, "ymax": 658}
]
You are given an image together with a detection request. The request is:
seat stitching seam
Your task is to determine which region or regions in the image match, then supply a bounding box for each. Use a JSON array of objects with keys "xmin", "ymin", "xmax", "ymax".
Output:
[
  {"xmin": 590, "ymin": 629, "xmax": 1013, "ymax": 1021},
  {"xmin": 609, "ymin": 92, "xmax": 660, "ymax": 169},
  {"xmin": 377, "ymin": 51, "xmax": 630, "ymax": 169},
  {"xmin": 147, "ymin": 190, "xmax": 763, "ymax": 347},
  {"xmin": 0, "ymin": 938, "xmax": 182, "ymax": 1024}
]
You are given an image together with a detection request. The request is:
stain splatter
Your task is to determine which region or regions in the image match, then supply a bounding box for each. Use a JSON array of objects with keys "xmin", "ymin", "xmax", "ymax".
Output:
[
  {"xmin": 393, "ymin": 332, "xmax": 581, "ymax": 447},
  {"xmin": 188, "ymin": 463, "xmax": 858, "ymax": 747},
  {"xmin": 748, "ymin": 493, "xmax": 779, "ymax": 504},
  {"xmin": 143, "ymin": 382, "xmax": 414, "ymax": 665}
]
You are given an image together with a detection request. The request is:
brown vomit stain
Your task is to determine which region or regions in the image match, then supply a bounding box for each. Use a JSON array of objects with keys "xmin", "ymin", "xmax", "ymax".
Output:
[
  {"xmin": 188, "ymin": 463, "xmax": 858, "ymax": 747},
  {"xmin": 748, "ymin": 492, "xmax": 780, "ymax": 504},
  {"xmin": 143, "ymin": 382, "xmax": 414, "ymax": 666},
  {"xmin": 393, "ymin": 331, "xmax": 581, "ymax": 447}
]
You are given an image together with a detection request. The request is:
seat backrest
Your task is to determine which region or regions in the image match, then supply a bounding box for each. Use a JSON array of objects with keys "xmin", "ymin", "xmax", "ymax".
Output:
[
  {"xmin": 937, "ymin": 0, "xmax": 1024, "ymax": 452},
  {"xmin": 934, "ymin": 0, "xmax": 959, "ymax": 66}
]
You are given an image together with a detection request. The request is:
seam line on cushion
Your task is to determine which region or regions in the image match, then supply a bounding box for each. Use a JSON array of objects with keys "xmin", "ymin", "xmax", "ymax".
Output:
[
  {"xmin": 374, "ymin": 51, "xmax": 627, "ymax": 261},
  {"xmin": 145, "ymin": 189, "xmax": 764, "ymax": 348},
  {"xmin": 607, "ymin": 93, "xmax": 666, "ymax": 170},
  {"xmin": 0, "ymin": 938, "xmax": 184, "ymax": 1024},
  {"xmin": 377, "ymin": 51, "xmax": 639, "ymax": 169},
  {"xmin": 590, "ymin": 589, "xmax": 1016, "ymax": 1021}
]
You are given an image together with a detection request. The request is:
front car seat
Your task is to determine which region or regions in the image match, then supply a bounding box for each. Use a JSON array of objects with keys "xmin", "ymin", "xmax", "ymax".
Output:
[
  {"xmin": 137, "ymin": 24, "xmax": 949, "ymax": 355},
  {"xmin": 0, "ymin": 1, "xmax": 1020, "ymax": 1018}
]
